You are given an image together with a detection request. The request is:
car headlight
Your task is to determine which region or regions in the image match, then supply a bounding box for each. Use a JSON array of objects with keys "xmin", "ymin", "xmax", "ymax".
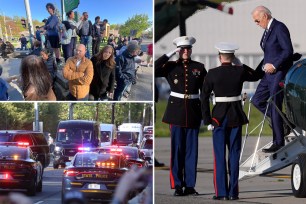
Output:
[{"xmin": 54, "ymin": 146, "xmax": 62, "ymax": 152}]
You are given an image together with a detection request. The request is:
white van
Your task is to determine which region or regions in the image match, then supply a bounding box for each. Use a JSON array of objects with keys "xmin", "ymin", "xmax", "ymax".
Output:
[
  {"xmin": 117, "ymin": 123, "xmax": 143, "ymax": 147},
  {"xmin": 100, "ymin": 123, "xmax": 117, "ymax": 147}
]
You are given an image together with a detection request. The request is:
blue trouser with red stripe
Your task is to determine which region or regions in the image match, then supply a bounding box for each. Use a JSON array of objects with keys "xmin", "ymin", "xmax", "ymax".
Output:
[
  {"xmin": 170, "ymin": 125, "xmax": 199, "ymax": 189},
  {"xmin": 213, "ymin": 117, "xmax": 241, "ymax": 198}
]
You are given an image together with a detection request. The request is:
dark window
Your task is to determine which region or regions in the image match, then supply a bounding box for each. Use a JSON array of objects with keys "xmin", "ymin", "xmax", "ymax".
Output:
[{"xmin": 101, "ymin": 131, "xmax": 111, "ymax": 142}]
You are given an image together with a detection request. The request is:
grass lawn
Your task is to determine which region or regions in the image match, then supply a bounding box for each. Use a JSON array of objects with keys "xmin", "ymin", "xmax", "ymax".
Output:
[{"xmin": 155, "ymin": 100, "xmax": 272, "ymax": 137}]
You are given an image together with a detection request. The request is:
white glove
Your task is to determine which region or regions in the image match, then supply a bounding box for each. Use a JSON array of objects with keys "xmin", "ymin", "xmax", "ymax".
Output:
[
  {"xmin": 232, "ymin": 57, "xmax": 243, "ymax": 66},
  {"xmin": 166, "ymin": 47, "xmax": 181, "ymax": 58},
  {"xmin": 207, "ymin": 124, "xmax": 214, "ymax": 131}
]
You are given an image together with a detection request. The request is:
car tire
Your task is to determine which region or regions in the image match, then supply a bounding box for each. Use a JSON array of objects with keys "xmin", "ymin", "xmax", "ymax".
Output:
[
  {"xmin": 292, "ymin": 153, "xmax": 306, "ymax": 197},
  {"xmin": 27, "ymin": 177, "xmax": 37, "ymax": 196}
]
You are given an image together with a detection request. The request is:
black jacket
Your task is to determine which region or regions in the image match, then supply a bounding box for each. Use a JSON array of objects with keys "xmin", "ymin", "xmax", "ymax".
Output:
[
  {"xmin": 155, "ymin": 54, "xmax": 207, "ymax": 128},
  {"xmin": 90, "ymin": 56, "xmax": 115, "ymax": 99},
  {"xmin": 201, "ymin": 63, "xmax": 260, "ymax": 127}
]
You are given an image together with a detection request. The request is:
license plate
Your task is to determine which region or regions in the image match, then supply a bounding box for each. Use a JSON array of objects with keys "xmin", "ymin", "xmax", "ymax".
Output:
[
  {"xmin": 88, "ymin": 183, "xmax": 100, "ymax": 189},
  {"xmin": 0, "ymin": 174, "xmax": 8, "ymax": 179}
]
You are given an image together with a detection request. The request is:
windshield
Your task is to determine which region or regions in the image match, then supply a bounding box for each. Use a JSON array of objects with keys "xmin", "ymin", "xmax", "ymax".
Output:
[
  {"xmin": 143, "ymin": 139, "xmax": 152, "ymax": 149},
  {"xmin": 57, "ymin": 128, "xmax": 94, "ymax": 144},
  {"xmin": 0, "ymin": 133, "xmax": 12, "ymax": 142},
  {"xmin": 0, "ymin": 147, "xmax": 27, "ymax": 160},
  {"xmin": 101, "ymin": 131, "xmax": 111, "ymax": 142},
  {"xmin": 117, "ymin": 132, "xmax": 138, "ymax": 142}
]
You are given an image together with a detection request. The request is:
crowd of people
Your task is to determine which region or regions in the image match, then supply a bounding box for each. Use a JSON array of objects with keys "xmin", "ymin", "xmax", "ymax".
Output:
[
  {"xmin": 156, "ymin": 5, "xmax": 295, "ymax": 200},
  {"xmin": 1, "ymin": 2, "xmax": 150, "ymax": 101}
]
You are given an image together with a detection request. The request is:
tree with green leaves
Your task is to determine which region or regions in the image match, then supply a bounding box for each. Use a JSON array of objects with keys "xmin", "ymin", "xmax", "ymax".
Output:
[{"xmin": 119, "ymin": 14, "xmax": 152, "ymax": 38}]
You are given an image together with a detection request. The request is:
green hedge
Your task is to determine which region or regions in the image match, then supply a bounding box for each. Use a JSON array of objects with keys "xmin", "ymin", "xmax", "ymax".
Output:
[{"xmin": 155, "ymin": 100, "xmax": 272, "ymax": 137}]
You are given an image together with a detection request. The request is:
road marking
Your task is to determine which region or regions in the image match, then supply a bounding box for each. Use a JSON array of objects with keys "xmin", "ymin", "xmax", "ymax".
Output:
[{"xmin": 34, "ymin": 201, "xmax": 44, "ymax": 204}]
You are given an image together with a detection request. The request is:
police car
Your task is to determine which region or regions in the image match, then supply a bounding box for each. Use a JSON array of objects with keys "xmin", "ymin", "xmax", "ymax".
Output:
[
  {"xmin": 0, "ymin": 142, "xmax": 43, "ymax": 196},
  {"xmin": 97, "ymin": 146, "xmax": 148, "ymax": 168},
  {"xmin": 62, "ymin": 151, "xmax": 129, "ymax": 203},
  {"xmin": 139, "ymin": 137, "xmax": 153, "ymax": 167}
]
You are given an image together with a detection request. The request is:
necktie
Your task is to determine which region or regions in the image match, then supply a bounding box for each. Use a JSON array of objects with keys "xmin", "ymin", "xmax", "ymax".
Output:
[{"xmin": 261, "ymin": 29, "xmax": 268, "ymax": 47}]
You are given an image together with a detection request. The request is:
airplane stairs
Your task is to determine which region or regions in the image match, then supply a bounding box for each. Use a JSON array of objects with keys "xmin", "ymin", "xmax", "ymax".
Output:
[{"xmin": 239, "ymin": 128, "xmax": 306, "ymax": 180}]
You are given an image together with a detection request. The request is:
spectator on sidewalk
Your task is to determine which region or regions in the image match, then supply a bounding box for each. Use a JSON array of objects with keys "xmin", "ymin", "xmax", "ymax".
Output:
[
  {"xmin": 20, "ymin": 55, "xmax": 56, "ymax": 101},
  {"xmin": 63, "ymin": 44, "xmax": 93, "ymax": 101},
  {"xmin": 60, "ymin": 21, "xmax": 73, "ymax": 62},
  {"xmin": 67, "ymin": 10, "xmax": 82, "ymax": 55},
  {"xmin": 40, "ymin": 48, "xmax": 57, "ymax": 86},
  {"xmin": 44, "ymin": 3, "xmax": 61, "ymax": 65},
  {"xmin": 19, "ymin": 34, "xmax": 27, "ymax": 50},
  {"xmin": 78, "ymin": 12, "xmax": 93, "ymax": 59},
  {"xmin": 89, "ymin": 45, "xmax": 116, "ymax": 101},
  {"xmin": 29, "ymin": 40, "xmax": 42, "ymax": 56},
  {"xmin": 113, "ymin": 42, "xmax": 140, "ymax": 101}
]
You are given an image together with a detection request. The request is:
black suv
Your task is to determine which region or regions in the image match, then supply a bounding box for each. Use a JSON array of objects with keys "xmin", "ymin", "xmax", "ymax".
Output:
[
  {"xmin": 53, "ymin": 120, "xmax": 101, "ymax": 169},
  {"xmin": 0, "ymin": 130, "xmax": 51, "ymax": 168}
]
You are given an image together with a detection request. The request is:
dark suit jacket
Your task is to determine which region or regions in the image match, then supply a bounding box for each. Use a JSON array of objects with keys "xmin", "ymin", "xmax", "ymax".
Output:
[
  {"xmin": 201, "ymin": 63, "xmax": 260, "ymax": 127},
  {"xmin": 261, "ymin": 19, "xmax": 293, "ymax": 72}
]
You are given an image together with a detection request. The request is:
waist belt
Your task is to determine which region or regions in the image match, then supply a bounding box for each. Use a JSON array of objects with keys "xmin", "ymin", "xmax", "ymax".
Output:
[
  {"xmin": 215, "ymin": 95, "xmax": 241, "ymax": 102},
  {"xmin": 170, "ymin": 91, "xmax": 199, "ymax": 99}
]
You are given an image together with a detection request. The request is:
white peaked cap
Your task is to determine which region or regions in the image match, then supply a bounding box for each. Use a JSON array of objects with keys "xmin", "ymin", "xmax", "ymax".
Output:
[
  {"xmin": 173, "ymin": 36, "xmax": 196, "ymax": 48},
  {"xmin": 215, "ymin": 42, "xmax": 239, "ymax": 53}
]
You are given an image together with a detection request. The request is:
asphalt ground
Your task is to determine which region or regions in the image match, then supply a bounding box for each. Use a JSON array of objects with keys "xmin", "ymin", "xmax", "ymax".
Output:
[{"xmin": 154, "ymin": 137, "xmax": 306, "ymax": 204}]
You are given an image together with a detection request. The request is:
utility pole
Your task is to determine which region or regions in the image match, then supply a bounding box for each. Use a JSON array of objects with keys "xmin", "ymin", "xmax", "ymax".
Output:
[
  {"xmin": 24, "ymin": 0, "xmax": 34, "ymax": 44},
  {"xmin": 2, "ymin": 12, "xmax": 8, "ymax": 41},
  {"xmin": 69, "ymin": 103, "xmax": 75, "ymax": 120},
  {"xmin": 142, "ymin": 104, "xmax": 146, "ymax": 125},
  {"xmin": 61, "ymin": 0, "xmax": 66, "ymax": 21},
  {"xmin": 111, "ymin": 103, "xmax": 115, "ymax": 124},
  {"xmin": 34, "ymin": 102, "xmax": 39, "ymax": 131},
  {"xmin": 9, "ymin": 25, "xmax": 12, "ymax": 41},
  {"xmin": 128, "ymin": 103, "xmax": 131, "ymax": 123},
  {"xmin": 0, "ymin": 23, "xmax": 3, "ymax": 39}
]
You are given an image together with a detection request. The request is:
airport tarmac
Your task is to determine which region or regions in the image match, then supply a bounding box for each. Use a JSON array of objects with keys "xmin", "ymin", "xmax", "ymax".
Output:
[{"xmin": 155, "ymin": 137, "xmax": 306, "ymax": 204}]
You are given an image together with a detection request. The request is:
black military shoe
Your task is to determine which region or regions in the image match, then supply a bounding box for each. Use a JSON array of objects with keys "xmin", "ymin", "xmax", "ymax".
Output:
[
  {"xmin": 184, "ymin": 187, "xmax": 199, "ymax": 196},
  {"xmin": 212, "ymin": 196, "xmax": 229, "ymax": 200},
  {"xmin": 229, "ymin": 196, "xmax": 239, "ymax": 200},
  {"xmin": 174, "ymin": 186, "xmax": 184, "ymax": 196},
  {"xmin": 262, "ymin": 144, "xmax": 283, "ymax": 153}
]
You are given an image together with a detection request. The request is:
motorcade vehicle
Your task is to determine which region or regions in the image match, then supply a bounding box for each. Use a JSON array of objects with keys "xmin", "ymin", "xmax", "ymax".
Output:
[
  {"xmin": 118, "ymin": 123, "xmax": 143, "ymax": 147},
  {"xmin": 0, "ymin": 143, "xmax": 43, "ymax": 196},
  {"xmin": 62, "ymin": 151, "xmax": 128, "ymax": 203},
  {"xmin": 139, "ymin": 137, "xmax": 153, "ymax": 167},
  {"xmin": 0, "ymin": 130, "xmax": 50, "ymax": 168},
  {"xmin": 97, "ymin": 146, "xmax": 148, "ymax": 168},
  {"xmin": 100, "ymin": 123, "xmax": 117, "ymax": 147},
  {"xmin": 53, "ymin": 120, "xmax": 100, "ymax": 169}
]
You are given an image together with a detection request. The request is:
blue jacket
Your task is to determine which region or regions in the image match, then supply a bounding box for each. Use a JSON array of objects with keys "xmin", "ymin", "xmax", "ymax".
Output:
[{"xmin": 44, "ymin": 14, "xmax": 59, "ymax": 37}]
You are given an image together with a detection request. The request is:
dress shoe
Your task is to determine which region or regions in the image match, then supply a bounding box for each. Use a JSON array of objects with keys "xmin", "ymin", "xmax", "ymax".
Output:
[
  {"xmin": 262, "ymin": 144, "xmax": 283, "ymax": 153},
  {"xmin": 229, "ymin": 196, "xmax": 239, "ymax": 200},
  {"xmin": 174, "ymin": 186, "xmax": 184, "ymax": 196},
  {"xmin": 184, "ymin": 187, "xmax": 199, "ymax": 196},
  {"xmin": 212, "ymin": 196, "xmax": 229, "ymax": 200}
]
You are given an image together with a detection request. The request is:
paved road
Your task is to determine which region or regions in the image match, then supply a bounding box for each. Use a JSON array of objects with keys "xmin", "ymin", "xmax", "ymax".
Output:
[
  {"xmin": 0, "ymin": 41, "xmax": 153, "ymax": 101},
  {"xmin": 155, "ymin": 137, "xmax": 306, "ymax": 204}
]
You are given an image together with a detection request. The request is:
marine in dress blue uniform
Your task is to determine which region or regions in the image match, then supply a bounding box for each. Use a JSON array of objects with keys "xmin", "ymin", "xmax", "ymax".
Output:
[
  {"xmin": 155, "ymin": 36, "xmax": 207, "ymax": 196},
  {"xmin": 201, "ymin": 42, "xmax": 260, "ymax": 200}
]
